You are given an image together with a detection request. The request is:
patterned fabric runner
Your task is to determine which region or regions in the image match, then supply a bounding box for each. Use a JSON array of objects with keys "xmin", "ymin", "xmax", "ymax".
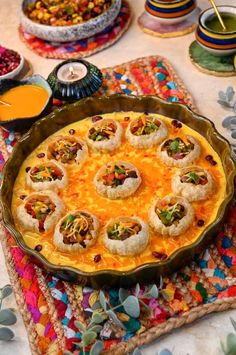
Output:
[{"xmin": 1, "ymin": 56, "xmax": 236, "ymax": 355}]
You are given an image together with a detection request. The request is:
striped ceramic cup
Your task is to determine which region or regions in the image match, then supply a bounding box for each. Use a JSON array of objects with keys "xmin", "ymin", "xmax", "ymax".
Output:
[
  {"xmin": 145, "ymin": 0, "xmax": 197, "ymax": 24},
  {"xmin": 196, "ymin": 6, "xmax": 236, "ymax": 56}
]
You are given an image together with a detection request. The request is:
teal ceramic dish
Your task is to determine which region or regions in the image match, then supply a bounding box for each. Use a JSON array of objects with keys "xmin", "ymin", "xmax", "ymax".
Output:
[
  {"xmin": 47, "ymin": 59, "xmax": 103, "ymax": 102},
  {"xmin": 145, "ymin": 0, "xmax": 197, "ymax": 24},
  {"xmin": 196, "ymin": 6, "xmax": 236, "ymax": 56},
  {"xmin": 0, "ymin": 75, "xmax": 53, "ymax": 131},
  {"xmin": 1, "ymin": 95, "xmax": 235, "ymax": 288}
]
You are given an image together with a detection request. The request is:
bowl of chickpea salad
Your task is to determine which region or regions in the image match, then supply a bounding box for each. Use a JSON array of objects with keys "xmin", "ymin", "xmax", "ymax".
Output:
[{"xmin": 20, "ymin": 0, "xmax": 122, "ymax": 42}]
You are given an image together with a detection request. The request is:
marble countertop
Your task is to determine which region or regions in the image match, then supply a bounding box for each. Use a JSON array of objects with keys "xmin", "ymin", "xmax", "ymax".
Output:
[{"xmin": 1, "ymin": 0, "xmax": 236, "ymax": 354}]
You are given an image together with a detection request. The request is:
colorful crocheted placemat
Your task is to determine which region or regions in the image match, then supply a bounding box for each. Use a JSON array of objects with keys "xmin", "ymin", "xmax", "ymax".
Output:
[
  {"xmin": 1, "ymin": 56, "xmax": 236, "ymax": 355},
  {"xmin": 138, "ymin": 8, "xmax": 200, "ymax": 38},
  {"xmin": 18, "ymin": 1, "xmax": 131, "ymax": 60}
]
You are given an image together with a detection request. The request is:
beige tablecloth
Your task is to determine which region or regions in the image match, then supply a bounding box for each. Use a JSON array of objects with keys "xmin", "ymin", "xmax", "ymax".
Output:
[{"xmin": 0, "ymin": 0, "xmax": 236, "ymax": 354}]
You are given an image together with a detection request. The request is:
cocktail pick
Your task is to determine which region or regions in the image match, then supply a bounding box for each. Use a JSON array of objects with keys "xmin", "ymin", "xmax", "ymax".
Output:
[
  {"xmin": 208, "ymin": 0, "xmax": 227, "ymax": 31},
  {"xmin": 0, "ymin": 100, "xmax": 11, "ymax": 106}
]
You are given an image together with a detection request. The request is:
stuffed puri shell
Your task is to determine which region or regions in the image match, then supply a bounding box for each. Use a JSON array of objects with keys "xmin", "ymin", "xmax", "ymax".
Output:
[
  {"xmin": 86, "ymin": 118, "xmax": 123, "ymax": 152},
  {"xmin": 104, "ymin": 216, "xmax": 149, "ymax": 256},
  {"xmin": 148, "ymin": 195, "xmax": 194, "ymax": 236},
  {"xmin": 26, "ymin": 161, "xmax": 67, "ymax": 191},
  {"xmin": 47, "ymin": 135, "xmax": 88, "ymax": 165},
  {"xmin": 16, "ymin": 191, "xmax": 64, "ymax": 233},
  {"xmin": 54, "ymin": 210, "xmax": 99, "ymax": 253},
  {"xmin": 172, "ymin": 167, "xmax": 214, "ymax": 202},
  {"xmin": 126, "ymin": 114, "xmax": 168, "ymax": 149},
  {"xmin": 158, "ymin": 136, "xmax": 200, "ymax": 167},
  {"xmin": 94, "ymin": 161, "xmax": 141, "ymax": 200}
]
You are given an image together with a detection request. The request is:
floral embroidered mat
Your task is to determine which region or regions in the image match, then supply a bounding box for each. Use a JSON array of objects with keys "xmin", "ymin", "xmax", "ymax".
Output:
[
  {"xmin": 1, "ymin": 56, "xmax": 236, "ymax": 355},
  {"xmin": 18, "ymin": 1, "xmax": 131, "ymax": 60}
]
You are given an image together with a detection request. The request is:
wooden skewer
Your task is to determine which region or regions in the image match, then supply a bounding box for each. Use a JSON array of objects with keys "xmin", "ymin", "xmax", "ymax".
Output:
[
  {"xmin": 0, "ymin": 99, "xmax": 11, "ymax": 106},
  {"xmin": 209, "ymin": 0, "xmax": 227, "ymax": 31}
]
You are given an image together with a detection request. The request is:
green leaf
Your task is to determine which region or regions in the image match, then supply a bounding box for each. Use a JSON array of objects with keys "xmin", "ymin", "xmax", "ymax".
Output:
[
  {"xmin": 87, "ymin": 325, "xmax": 103, "ymax": 333},
  {"xmin": 82, "ymin": 331, "xmax": 97, "ymax": 347},
  {"xmin": 233, "ymin": 102, "xmax": 236, "ymax": 114},
  {"xmin": 217, "ymin": 100, "xmax": 232, "ymax": 108},
  {"xmin": 170, "ymin": 139, "xmax": 179, "ymax": 153},
  {"xmin": 219, "ymin": 90, "xmax": 226, "ymax": 101},
  {"xmin": 99, "ymin": 291, "xmax": 107, "ymax": 311},
  {"xmin": 0, "ymin": 327, "xmax": 14, "ymax": 341},
  {"xmin": 0, "ymin": 309, "xmax": 17, "ymax": 325},
  {"xmin": 132, "ymin": 347, "xmax": 142, "ymax": 355},
  {"xmin": 119, "ymin": 288, "xmax": 129, "ymax": 303},
  {"xmin": 159, "ymin": 350, "xmax": 173, "ymax": 355},
  {"xmin": 106, "ymin": 309, "xmax": 125, "ymax": 329},
  {"xmin": 226, "ymin": 86, "xmax": 235, "ymax": 102},
  {"xmin": 231, "ymin": 317, "xmax": 236, "ymax": 333},
  {"xmin": 114, "ymin": 165, "xmax": 126, "ymax": 174},
  {"xmin": 74, "ymin": 320, "xmax": 85, "ymax": 332},
  {"xmin": 188, "ymin": 172, "xmax": 200, "ymax": 184},
  {"xmin": 139, "ymin": 299, "xmax": 151, "ymax": 313},
  {"xmin": 92, "ymin": 301, "xmax": 101, "ymax": 311},
  {"xmin": 90, "ymin": 340, "xmax": 104, "ymax": 355},
  {"xmin": 147, "ymin": 285, "xmax": 159, "ymax": 299},
  {"xmin": 135, "ymin": 284, "xmax": 140, "ymax": 297},
  {"xmin": 91, "ymin": 313, "xmax": 104, "ymax": 324},
  {"xmin": 159, "ymin": 276, "xmax": 163, "ymax": 289},
  {"xmin": 122, "ymin": 295, "xmax": 140, "ymax": 318},
  {"xmin": 226, "ymin": 333, "xmax": 236, "ymax": 354},
  {"xmin": 1, "ymin": 285, "xmax": 13, "ymax": 299},
  {"xmin": 222, "ymin": 116, "xmax": 235, "ymax": 128},
  {"xmin": 66, "ymin": 214, "xmax": 75, "ymax": 224}
]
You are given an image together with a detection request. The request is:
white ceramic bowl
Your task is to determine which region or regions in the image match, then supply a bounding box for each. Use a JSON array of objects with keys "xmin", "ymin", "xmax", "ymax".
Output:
[
  {"xmin": 20, "ymin": 0, "xmax": 121, "ymax": 42},
  {"xmin": 0, "ymin": 52, "xmax": 24, "ymax": 81}
]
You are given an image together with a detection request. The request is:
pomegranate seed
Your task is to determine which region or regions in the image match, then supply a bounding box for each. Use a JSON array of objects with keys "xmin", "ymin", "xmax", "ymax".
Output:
[
  {"xmin": 197, "ymin": 219, "xmax": 205, "ymax": 227},
  {"xmin": 171, "ymin": 120, "xmax": 178, "ymax": 127},
  {"xmin": 35, "ymin": 244, "xmax": 42, "ymax": 252},
  {"xmin": 210, "ymin": 160, "xmax": 217, "ymax": 166},
  {"xmin": 37, "ymin": 153, "xmax": 45, "ymax": 158},
  {"xmin": 205, "ymin": 155, "xmax": 213, "ymax": 161},
  {"xmin": 94, "ymin": 254, "xmax": 101, "ymax": 263},
  {"xmin": 152, "ymin": 251, "xmax": 167, "ymax": 260},
  {"xmin": 92, "ymin": 116, "xmax": 103, "ymax": 123},
  {"xmin": 0, "ymin": 47, "xmax": 21, "ymax": 77}
]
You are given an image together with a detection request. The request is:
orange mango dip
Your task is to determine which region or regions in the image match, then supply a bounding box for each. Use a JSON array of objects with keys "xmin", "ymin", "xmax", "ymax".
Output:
[
  {"xmin": 12, "ymin": 112, "xmax": 226, "ymax": 272},
  {"xmin": 0, "ymin": 85, "xmax": 48, "ymax": 121}
]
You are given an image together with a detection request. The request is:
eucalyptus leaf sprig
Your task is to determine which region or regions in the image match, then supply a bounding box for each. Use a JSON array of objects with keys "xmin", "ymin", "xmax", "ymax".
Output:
[
  {"xmin": 97, "ymin": 278, "xmax": 163, "ymax": 328},
  {"xmin": 221, "ymin": 317, "xmax": 236, "ymax": 355},
  {"xmin": 64, "ymin": 312, "xmax": 105, "ymax": 355},
  {"xmin": 218, "ymin": 87, "xmax": 236, "ymax": 139},
  {"xmin": 132, "ymin": 347, "xmax": 173, "ymax": 355},
  {"xmin": 64, "ymin": 280, "xmax": 163, "ymax": 355},
  {"xmin": 0, "ymin": 284, "xmax": 16, "ymax": 341}
]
